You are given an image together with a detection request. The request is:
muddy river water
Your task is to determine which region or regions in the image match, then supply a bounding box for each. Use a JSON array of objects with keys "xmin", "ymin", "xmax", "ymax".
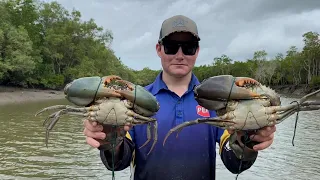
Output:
[{"xmin": 0, "ymin": 97, "xmax": 319, "ymax": 180}]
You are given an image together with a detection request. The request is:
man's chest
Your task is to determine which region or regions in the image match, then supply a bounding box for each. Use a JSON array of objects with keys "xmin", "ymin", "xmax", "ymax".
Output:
[
  {"xmin": 150, "ymin": 92, "xmax": 216, "ymax": 140},
  {"xmin": 132, "ymin": 90, "xmax": 219, "ymax": 162},
  {"xmin": 154, "ymin": 92, "xmax": 215, "ymax": 123}
]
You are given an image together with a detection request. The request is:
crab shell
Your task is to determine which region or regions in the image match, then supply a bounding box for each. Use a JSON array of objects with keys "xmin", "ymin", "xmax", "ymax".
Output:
[
  {"xmin": 63, "ymin": 76, "xmax": 160, "ymax": 113},
  {"xmin": 193, "ymin": 75, "xmax": 281, "ymax": 111}
]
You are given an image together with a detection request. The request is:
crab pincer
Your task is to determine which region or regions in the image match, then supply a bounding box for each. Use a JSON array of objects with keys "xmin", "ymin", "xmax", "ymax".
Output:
[
  {"xmin": 163, "ymin": 75, "xmax": 320, "ymax": 149},
  {"xmin": 35, "ymin": 75, "xmax": 160, "ymax": 155}
]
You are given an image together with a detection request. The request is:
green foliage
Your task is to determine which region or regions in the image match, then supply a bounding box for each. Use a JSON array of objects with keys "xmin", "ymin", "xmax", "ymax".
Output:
[
  {"xmin": 132, "ymin": 67, "xmax": 161, "ymax": 86},
  {"xmin": 311, "ymin": 76, "xmax": 320, "ymax": 86},
  {"xmin": 192, "ymin": 32, "xmax": 320, "ymax": 87},
  {"xmin": 0, "ymin": 0, "xmax": 138, "ymax": 89},
  {"xmin": 0, "ymin": 0, "xmax": 319, "ymax": 90}
]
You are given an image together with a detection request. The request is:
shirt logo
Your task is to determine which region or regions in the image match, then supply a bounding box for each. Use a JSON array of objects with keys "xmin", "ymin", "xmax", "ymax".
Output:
[{"xmin": 196, "ymin": 105, "xmax": 210, "ymax": 117}]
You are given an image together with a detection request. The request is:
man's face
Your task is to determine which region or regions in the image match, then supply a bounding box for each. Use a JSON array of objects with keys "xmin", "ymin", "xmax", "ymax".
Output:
[{"xmin": 156, "ymin": 32, "xmax": 199, "ymax": 78}]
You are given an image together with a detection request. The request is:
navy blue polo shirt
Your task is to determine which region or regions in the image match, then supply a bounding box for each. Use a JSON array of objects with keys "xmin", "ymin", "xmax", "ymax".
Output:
[
  {"xmin": 128, "ymin": 72, "xmax": 225, "ymax": 180},
  {"xmin": 99, "ymin": 71, "xmax": 257, "ymax": 180}
]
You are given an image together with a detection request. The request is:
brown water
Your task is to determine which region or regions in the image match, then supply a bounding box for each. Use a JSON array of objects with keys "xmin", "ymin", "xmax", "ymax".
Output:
[{"xmin": 0, "ymin": 97, "xmax": 319, "ymax": 180}]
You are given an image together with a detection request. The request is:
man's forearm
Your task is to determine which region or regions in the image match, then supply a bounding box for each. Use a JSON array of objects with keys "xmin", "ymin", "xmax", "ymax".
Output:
[{"xmin": 99, "ymin": 137, "xmax": 135, "ymax": 171}]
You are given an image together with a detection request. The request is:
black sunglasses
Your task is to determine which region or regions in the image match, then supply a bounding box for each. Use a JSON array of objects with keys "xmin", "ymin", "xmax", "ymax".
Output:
[{"xmin": 160, "ymin": 40, "xmax": 199, "ymax": 55}]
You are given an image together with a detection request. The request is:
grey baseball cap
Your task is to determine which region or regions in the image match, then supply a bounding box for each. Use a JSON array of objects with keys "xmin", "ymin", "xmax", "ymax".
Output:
[{"xmin": 158, "ymin": 15, "xmax": 200, "ymax": 42}]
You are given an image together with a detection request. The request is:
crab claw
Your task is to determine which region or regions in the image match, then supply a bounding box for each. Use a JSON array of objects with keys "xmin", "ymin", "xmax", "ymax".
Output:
[
  {"xmin": 102, "ymin": 75, "xmax": 122, "ymax": 84},
  {"xmin": 193, "ymin": 75, "xmax": 264, "ymax": 111},
  {"xmin": 64, "ymin": 75, "xmax": 124, "ymax": 106},
  {"xmin": 234, "ymin": 77, "xmax": 259, "ymax": 88},
  {"xmin": 114, "ymin": 81, "xmax": 160, "ymax": 113},
  {"xmin": 64, "ymin": 76, "xmax": 105, "ymax": 106}
]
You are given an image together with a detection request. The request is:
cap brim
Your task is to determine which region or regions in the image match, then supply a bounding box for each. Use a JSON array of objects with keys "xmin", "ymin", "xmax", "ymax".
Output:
[{"xmin": 159, "ymin": 30, "xmax": 201, "ymax": 42}]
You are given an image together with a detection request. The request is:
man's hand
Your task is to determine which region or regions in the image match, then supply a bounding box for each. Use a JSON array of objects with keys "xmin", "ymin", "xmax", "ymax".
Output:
[
  {"xmin": 83, "ymin": 119, "xmax": 132, "ymax": 148},
  {"xmin": 228, "ymin": 125, "xmax": 276, "ymax": 151},
  {"xmin": 248, "ymin": 125, "xmax": 276, "ymax": 151}
]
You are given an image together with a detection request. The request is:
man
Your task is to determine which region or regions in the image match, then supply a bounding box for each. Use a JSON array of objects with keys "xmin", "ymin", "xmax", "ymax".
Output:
[{"xmin": 83, "ymin": 15, "xmax": 276, "ymax": 180}]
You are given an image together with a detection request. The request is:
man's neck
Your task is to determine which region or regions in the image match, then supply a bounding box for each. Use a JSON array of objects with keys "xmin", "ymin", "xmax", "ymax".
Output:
[{"xmin": 162, "ymin": 71, "xmax": 192, "ymax": 97}]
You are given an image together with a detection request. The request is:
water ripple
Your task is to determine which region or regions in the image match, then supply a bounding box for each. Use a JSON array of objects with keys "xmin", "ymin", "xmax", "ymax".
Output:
[
  {"xmin": 1, "ymin": 97, "xmax": 320, "ymax": 179},
  {"xmin": 0, "ymin": 100, "xmax": 130, "ymax": 180},
  {"xmin": 216, "ymin": 97, "xmax": 320, "ymax": 180}
]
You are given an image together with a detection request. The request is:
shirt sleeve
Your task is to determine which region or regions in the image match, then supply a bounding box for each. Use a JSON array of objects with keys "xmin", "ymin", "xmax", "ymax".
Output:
[
  {"xmin": 99, "ymin": 130, "xmax": 135, "ymax": 171},
  {"xmin": 216, "ymin": 128, "xmax": 258, "ymax": 174}
]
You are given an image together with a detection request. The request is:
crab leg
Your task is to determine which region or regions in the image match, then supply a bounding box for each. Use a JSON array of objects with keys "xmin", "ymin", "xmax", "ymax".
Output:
[
  {"xmin": 138, "ymin": 122, "xmax": 158, "ymax": 155},
  {"xmin": 123, "ymin": 100, "xmax": 156, "ymax": 117},
  {"xmin": 273, "ymin": 105, "xmax": 320, "ymax": 124},
  {"xmin": 298, "ymin": 89, "xmax": 320, "ymax": 104},
  {"xmin": 163, "ymin": 114, "xmax": 235, "ymax": 146},
  {"xmin": 139, "ymin": 123, "xmax": 152, "ymax": 150},
  {"xmin": 268, "ymin": 89, "xmax": 320, "ymax": 122},
  {"xmin": 126, "ymin": 110, "xmax": 156, "ymax": 122},
  {"xmin": 301, "ymin": 101, "xmax": 320, "ymax": 106},
  {"xmin": 126, "ymin": 118, "xmax": 158, "ymax": 155},
  {"xmin": 42, "ymin": 109, "xmax": 72, "ymax": 147},
  {"xmin": 35, "ymin": 104, "xmax": 103, "ymax": 147},
  {"xmin": 36, "ymin": 105, "xmax": 86, "ymax": 126},
  {"xmin": 43, "ymin": 109, "xmax": 87, "ymax": 128},
  {"xmin": 298, "ymin": 105, "xmax": 320, "ymax": 111},
  {"xmin": 125, "ymin": 109, "xmax": 158, "ymax": 154},
  {"xmin": 268, "ymin": 104, "xmax": 298, "ymax": 113},
  {"xmin": 151, "ymin": 121, "xmax": 158, "ymax": 155},
  {"xmin": 269, "ymin": 102, "xmax": 320, "ymax": 115},
  {"xmin": 35, "ymin": 105, "xmax": 100, "ymax": 117},
  {"xmin": 35, "ymin": 105, "xmax": 71, "ymax": 116}
]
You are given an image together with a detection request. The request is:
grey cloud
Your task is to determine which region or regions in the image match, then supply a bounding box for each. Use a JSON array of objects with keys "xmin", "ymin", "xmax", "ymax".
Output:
[
  {"xmin": 256, "ymin": 0, "xmax": 320, "ymax": 14},
  {"xmin": 44, "ymin": 0, "xmax": 320, "ymax": 70}
]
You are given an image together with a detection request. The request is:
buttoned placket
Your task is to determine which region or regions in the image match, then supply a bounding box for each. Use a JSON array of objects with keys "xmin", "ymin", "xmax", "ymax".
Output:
[{"xmin": 175, "ymin": 96, "xmax": 184, "ymax": 126}]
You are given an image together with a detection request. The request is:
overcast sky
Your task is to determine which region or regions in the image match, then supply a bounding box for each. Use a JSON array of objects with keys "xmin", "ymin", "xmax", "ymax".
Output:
[{"xmin": 44, "ymin": 0, "xmax": 320, "ymax": 70}]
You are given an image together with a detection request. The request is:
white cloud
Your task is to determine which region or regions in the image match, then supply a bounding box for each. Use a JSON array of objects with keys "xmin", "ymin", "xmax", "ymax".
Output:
[
  {"xmin": 225, "ymin": 9, "xmax": 320, "ymax": 60},
  {"xmin": 43, "ymin": 0, "xmax": 320, "ymax": 70}
]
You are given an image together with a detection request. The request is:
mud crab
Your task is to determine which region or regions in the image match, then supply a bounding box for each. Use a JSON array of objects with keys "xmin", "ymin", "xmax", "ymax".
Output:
[
  {"xmin": 163, "ymin": 75, "xmax": 320, "ymax": 145},
  {"xmin": 35, "ymin": 75, "xmax": 160, "ymax": 155}
]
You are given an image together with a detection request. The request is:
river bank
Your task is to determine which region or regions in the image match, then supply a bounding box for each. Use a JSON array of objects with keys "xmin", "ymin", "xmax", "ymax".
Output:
[
  {"xmin": 0, "ymin": 86, "xmax": 65, "ymax": 105},
  {"xmin": 271, "ymin": 84, "xmax": 320, "ymax": 98},
  {"xmin": 0, "ymin": 84, "xmax": 319, "ymax": 106}
]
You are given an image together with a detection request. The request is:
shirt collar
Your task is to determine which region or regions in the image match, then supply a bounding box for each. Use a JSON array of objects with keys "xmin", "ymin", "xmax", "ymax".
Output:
[{"xmin": 150, "ymin": 71, "xmax": 200, "ymax": 96}]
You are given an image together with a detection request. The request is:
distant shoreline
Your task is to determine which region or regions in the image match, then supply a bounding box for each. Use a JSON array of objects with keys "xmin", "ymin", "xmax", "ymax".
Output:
[
  {"xmin": 0, "ymin": 86, "xmax": 65, "ymax": 106},
  {"xmin": 271, "ymin": 84, "xmax": 320, "ymax": 98},
  {"xmin": 0, "ymin": 84, "xmax": 319, "ymax": 106}
]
